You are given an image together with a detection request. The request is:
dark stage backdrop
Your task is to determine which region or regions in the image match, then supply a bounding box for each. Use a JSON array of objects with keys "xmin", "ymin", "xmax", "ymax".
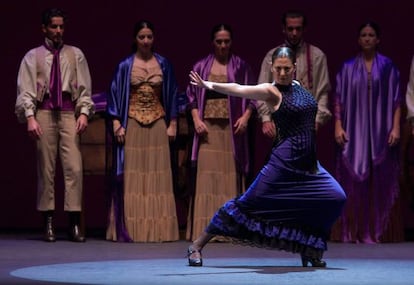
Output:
[{"xmin": 1, "ymin": 0, "xmax": 413, "ymax": 234}]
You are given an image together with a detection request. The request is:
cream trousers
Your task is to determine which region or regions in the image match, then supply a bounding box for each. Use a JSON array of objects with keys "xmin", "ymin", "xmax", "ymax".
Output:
[{"xmin": 35, "ymin": 110, "xmax": 83, "ymax": 211}]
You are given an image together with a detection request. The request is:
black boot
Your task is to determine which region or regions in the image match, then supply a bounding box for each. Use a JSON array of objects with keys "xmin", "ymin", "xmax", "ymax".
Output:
[
  {"xmin": 68, "ymin": 211, "xmax": 85, "ymax": 242},
  {"xmin": 42, "ymin": 211, "xmax": 56, "ymax": 242}
]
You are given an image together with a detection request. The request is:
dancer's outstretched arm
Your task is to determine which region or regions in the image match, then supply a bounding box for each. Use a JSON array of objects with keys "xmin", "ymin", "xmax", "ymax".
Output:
[{"xmin": 189, "ymin": 71, "xmax": 281, "ymax": 110}]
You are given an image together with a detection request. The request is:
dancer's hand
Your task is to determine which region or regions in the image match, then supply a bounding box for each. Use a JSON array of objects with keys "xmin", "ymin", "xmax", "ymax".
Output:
[
  {"xmin": 189, "ymin": 71, "xmax": 213, "ymax": 90},
  {"xmin": 262, "ymin": 121, "xmax": 276, "ymax": 139}
]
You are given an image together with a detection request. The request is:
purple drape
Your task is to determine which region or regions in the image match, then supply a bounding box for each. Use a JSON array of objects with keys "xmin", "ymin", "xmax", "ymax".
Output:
[
  {"xmin": 186, "ymin": 53, "xmax": 256, "ymax": 175},
  {"xmin": 334, "ymin": 52, "xmax": 402, "ymax": 242}
]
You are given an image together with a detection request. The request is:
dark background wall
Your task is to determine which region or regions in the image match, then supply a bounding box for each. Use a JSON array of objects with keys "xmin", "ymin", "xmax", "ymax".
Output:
[{"xmin": 1, "ymin": 0, "xmax": 413, "ymax": 234}]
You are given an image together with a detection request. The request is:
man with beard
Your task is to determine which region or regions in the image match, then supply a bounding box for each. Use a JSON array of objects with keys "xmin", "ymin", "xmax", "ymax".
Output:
[
  {"xmin": 257, "ymin": 10, "xmax": 331, "ymax": 138},
  {"xmin": 15, "ymin": 8, "xmax": 94, "ymax": 242}
]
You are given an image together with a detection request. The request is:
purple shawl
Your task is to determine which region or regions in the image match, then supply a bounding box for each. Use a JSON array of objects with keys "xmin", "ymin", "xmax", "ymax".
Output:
[
  {"xmin": 334, "ymin": 52, "xmax": 402, "ymax": 241},
  {"xmin": 107, "ymin": 53, "xmax": 178, "ymax": 176},
  {"xmin": 334, "ymin": 52, "xmax": 401, "ymax": 180},
  {"xmin": 186, "ymin": 53, "xmax": 256, "ymax": 175}
]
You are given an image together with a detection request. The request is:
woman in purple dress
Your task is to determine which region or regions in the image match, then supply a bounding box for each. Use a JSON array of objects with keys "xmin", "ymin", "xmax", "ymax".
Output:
[
  {"xmin": 331, "ymin": 21, "xmax": 403, "ymax": 243},
  {"xmin": 186, "ymin": 46, "xmax": 346, "ymax": 267}
]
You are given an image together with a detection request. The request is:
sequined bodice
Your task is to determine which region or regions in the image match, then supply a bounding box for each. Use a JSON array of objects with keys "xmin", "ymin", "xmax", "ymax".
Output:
[
  {"xmin": 272, "ymin": 83, "xmax": 318, "ymax": 172},
  {"xmin": 273, "ymin": 83, "xmax": 317, "ymax": 140}
]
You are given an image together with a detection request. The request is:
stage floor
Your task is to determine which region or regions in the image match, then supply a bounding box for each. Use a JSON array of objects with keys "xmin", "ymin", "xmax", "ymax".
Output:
[{"xmin": 1, "ymin": 232, "xmax": 414, "ymax": 285}]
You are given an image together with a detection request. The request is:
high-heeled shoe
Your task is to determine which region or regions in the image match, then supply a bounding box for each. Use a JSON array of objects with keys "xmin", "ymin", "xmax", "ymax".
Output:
[
  {"xmin": 301, "ymin": 254, "xmax": 327, "ymax": 267},
  {"xmin": 187, "ymin": 247, "xmax": 203, "ymax": 267}
]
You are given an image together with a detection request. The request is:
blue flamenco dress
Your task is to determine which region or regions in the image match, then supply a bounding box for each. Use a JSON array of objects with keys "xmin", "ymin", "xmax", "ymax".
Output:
[{"xmin": 205, "ymin": 82, "xmax": 347, "ymax": 259}]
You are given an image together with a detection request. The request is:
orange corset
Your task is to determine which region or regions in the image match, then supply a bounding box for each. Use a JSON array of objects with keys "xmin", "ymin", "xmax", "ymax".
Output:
[{"xmin": 128, "ymin": 82, "xmax": 165, "ymax": 125}]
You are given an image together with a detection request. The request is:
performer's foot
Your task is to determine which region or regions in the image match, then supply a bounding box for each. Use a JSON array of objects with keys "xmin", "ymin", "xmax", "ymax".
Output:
[
  {"xmin": 44, "ymin": 220, "xmax": 56, "ymax": 242},
  {"xmin": 187, "ymin": 246, "xmax": 203, "ymax": 267},
  {"xmin": 68, "ymin": 225, "xmax": 86, "ymax": 242},
  {"xmin": 301, "ymin": 254, "xmax": 327, "ymax": 267},
  {"xmin": 43, "ymin": 212, "xmax": 56, "ymax": 242}
]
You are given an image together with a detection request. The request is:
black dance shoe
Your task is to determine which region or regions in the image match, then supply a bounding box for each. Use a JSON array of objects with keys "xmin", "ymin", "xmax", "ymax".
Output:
[
  {"xmin": 43, "ymin": 212, "xmax": 56, "ymax": 242},
  {"xmin": 44, "ymin": 219, "xmax": 56, "ymax": 242},
  {"xmin": 301, "ymin": 254, "xmax": 327, "ymax": 267},
  {"xmin": 187, "ymin": 247, "xmax": 203, "ymax": 267},
  {"xmin": 68, "ymin": 225, "xmax": 86, "ymax": 242}
]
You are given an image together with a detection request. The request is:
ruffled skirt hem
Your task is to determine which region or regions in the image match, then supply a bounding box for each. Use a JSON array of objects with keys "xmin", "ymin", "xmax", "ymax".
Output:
[{"xmin": 206, "ymin": 199, "xmax": 327, "ymax": 259}]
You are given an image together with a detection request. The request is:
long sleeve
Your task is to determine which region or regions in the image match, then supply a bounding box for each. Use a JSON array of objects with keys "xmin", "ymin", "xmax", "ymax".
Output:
[
  {"xmin": 312, "ymin": 51, "xmax": 332, "ymax": 125},
  {"xmin": 73, "ymin": 47, "xmax": 95, "ymax": 118},
  {"xmin": 15, "ymin": 49, "xmax": 39, "ymax": 122}
]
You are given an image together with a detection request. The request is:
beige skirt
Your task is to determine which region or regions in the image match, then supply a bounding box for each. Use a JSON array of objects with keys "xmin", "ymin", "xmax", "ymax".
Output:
[
  {"xmin": 110, "ymin": 118, "xmax": 179, "ymax": 242},
  {"xmin": 186, "ymin": 119, "xmax": 243, "ymax": 241}
]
